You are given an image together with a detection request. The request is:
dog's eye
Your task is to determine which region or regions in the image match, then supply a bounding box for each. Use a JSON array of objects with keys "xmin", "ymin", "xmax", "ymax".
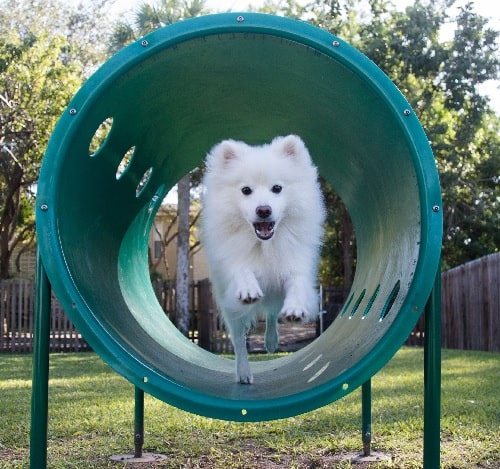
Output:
[
  {"xmin": 241, "ymin": 186, "xmax": 253, "ymax": 196},
  {"xmin": 271, "ymin": 185, "xmax": 282, "ymax": 194}
]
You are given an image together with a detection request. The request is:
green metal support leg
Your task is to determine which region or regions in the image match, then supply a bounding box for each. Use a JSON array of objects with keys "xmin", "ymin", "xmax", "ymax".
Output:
[
  {"xmin": 361, "ymin": 380, "xmax": 372, "ymax": 456},
  {"xmin": 30, "ymin": 253, "xmax": 51, "ymax": 468},
  {"xmin": 423, "ymin": 270, "xmax": 442, "ymax": 468},
  {"xmin": 134, "ymin": 387, "xmax": 145, "ymax": 458}
]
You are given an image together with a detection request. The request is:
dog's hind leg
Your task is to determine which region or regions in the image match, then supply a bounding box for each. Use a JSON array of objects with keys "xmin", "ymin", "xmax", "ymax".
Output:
[
  {"xmin": 225, "ymin": 315, "xmax": 253, "ymax": 384},
  {"xmin": 264, "ymin": 311, "xmax": 279, "ymax": 353},
  {"xmin": 235, "ymin": 339, "xmax": 252, "ymax": 384}
]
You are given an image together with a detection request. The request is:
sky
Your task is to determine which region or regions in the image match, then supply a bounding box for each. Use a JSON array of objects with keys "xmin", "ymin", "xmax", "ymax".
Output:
[
  {"xmin": 102, "ymin": 0, "xmax": 500, "ymax": 112},
  {"xmin": 109, "ymin": 0, "xmax": 500, "ymax": 27}
]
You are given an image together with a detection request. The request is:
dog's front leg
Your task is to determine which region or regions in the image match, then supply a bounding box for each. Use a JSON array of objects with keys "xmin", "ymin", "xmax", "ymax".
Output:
[
  {"xmin": 221, "ymin": 270, "xmax": 261, "ymax": 383},
  {"xmin": 280, "ymin": 275, "xmax": 316, "ymax": 322},
  {"xmin": 264, "ymin": 311, "xmax": 280, "ymax": 353},
  {"xmin": 234, "ymin": 268, "xmax": 263, "ymax": 304}
]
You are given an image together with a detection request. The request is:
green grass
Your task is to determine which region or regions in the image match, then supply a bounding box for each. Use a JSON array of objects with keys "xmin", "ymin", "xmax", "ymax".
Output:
[{"xmin": 0, "ymin": 347, "xmax": 498, "ymax": 468}]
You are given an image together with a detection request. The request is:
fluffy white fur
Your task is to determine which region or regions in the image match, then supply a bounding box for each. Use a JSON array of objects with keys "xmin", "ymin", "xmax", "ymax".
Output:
[{"xmin": 200, "ymin": 135, "xmax": 325, "ymax": 384}]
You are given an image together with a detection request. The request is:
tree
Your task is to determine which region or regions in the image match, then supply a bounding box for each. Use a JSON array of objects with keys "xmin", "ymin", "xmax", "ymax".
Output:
[
  {"xmin": 109, "ymin": 0, "xmax": 206, "ymax": 53},
  {"xmin": 384, "ymin": 1, "xmax": 499, "ymax": 269},
  {"xmin": 0, "ymin": 0, "xmax": 111, "ymax": 77},
  {"xmin": 0, "ymin": 0, "xmax": 111, "ymax": 279},
  {"xmin": 0, "ymin": 32, "xmax": 81, "ymax": 278},
  {"xmin": 436, "ymin": 3, "xmax": 500, "ymax": 267},
  {"xmin": 269, "ymin": 0, "xmax": 499, "ymax": 277},
  {"xmin": 175, "ymin": 175, "xmax": 191, "ymax": 335},
  {"xmin": 150, "ymin": 203, "xmax": 202, "ymax": 278}
]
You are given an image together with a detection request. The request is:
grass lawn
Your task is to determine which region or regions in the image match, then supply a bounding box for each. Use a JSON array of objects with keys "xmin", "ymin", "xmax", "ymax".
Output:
[{"xmin": 0, "ymin": 347, "xmax": 498, "ymax": 468}]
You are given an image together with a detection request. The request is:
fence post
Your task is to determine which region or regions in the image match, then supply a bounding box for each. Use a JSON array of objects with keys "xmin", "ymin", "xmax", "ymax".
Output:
[
  {"xmin": 30, "ymin": 252, "xmax": 51, "ymax": 468},
  {"xmin": 198, "ymin": 280, "xmax": 211, "ymax": 350}
]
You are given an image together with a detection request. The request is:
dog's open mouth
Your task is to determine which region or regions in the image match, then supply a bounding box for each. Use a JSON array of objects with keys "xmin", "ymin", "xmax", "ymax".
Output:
[{"xmin": 253, "ymin": 221, "xmax": 275, "ymax": 240}]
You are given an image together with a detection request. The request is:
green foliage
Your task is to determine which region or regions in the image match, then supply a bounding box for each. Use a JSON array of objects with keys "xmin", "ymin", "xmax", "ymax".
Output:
[
  {"xmin": 319, "ymin": 179, "xmax": 356, "ymax": 287},
  {"xmin": 359, "ymin": 1, "xmax": 499, "ymax": 270},
  {"xmin": 0, "ymin": 31, "xmax": 81, "ymax": 277},
  {"xmin": 108, "ymin": 0, "xmax": 207, "ymax": 53},
  {"xmin": 1, "ymin": 348, "xmax": 498, "ymax": 467},
  {"xmin": 269, "ymin": 0, "xmax": 500, "ymax": 273},
  {"xmin": 0, "ymin": 0, "xmax": 111, "ymax": 279},
  {"xmin": 0, "ymin": 0, "xmax": 110, "ymax": 76}
]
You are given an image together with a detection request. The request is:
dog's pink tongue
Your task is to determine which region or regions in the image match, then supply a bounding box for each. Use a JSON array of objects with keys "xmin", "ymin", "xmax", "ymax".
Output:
[
  {"xmin": 255, "ymin": 222, "xmax": 274, "ymax": 239},
  {"xmin": 258, "ymin": 222, "xmax": 271, "ymax": 235}
]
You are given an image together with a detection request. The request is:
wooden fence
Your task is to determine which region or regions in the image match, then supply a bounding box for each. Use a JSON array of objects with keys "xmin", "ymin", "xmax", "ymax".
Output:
[
  {"xmin": 407, "ymin": 252, "xmax": 499, "ymax": 352},
  {"xmin": 0, "ymin": 279, "xmax": 90, "ymax": 353},
  {"xmin": 0, "ymin": 278, "xmax": 232, "ymax": 354},
  {"xmin": 152, "ymin": 278, "xmax": 234, "ymax": 354},
  {"xmin": 441, "ymin": 252, "xmax": 499, "ymax": 352},
  {"xmin": 1, "ymin": 253, "xmax": 499, "ymax": 353}
]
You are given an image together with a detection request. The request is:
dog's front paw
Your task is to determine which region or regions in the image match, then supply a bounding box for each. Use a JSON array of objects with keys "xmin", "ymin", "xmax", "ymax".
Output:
[
  {"xmin": 236, "ymin": 280, "xmax": 263, "ymax": 305},
  {"xmin": 280, "ymin": 305, "xmax": 308, "ymax": 322}
]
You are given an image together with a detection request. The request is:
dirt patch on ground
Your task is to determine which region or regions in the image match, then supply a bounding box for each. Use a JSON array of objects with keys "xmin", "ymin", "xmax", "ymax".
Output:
[{"xmin": 248, "ymin": 322, "xmax": 317, "ymax": 353}]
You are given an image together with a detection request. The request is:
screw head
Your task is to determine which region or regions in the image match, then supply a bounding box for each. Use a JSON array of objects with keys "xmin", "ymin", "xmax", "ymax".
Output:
[
  {"xmin": 403, "ymin": 109, "xmax": 411, "ymax": 116},
  {"xmin": 432, "ymin": 205, "xmax": 440, "ymax": 212},
  {"xmin": 236, "ymin": 15, "xmax": 244, "ymax": 22},
  {"xmin": 332, "ymin": 40, "xmax": 340, "ymax": 47},
  {"xmin": 141, "ymin": 39, "xmax": 149, "ymax": 47},
  {"xmin": 40, "ymin": 204, "xmax": 48, "ymax": 211},
  {"xmin": 69, "ymin": 108, "xmax": 77, "ymax": 115}
]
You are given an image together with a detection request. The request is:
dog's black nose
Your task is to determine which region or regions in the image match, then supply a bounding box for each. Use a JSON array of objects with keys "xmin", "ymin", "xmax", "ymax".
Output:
[{"xmin": 256, "ymin": 205, "xmax": 272, "ymax": 219}]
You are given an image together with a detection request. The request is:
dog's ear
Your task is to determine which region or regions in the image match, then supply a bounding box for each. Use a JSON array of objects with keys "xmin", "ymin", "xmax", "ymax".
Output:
[
  {"xmin": 273, "ymin": 135, "xmax": 310, "ymax": 163},
  {"xmin": 220, "ymin": 141, "xmax": 238, "ymax": 163},
  {"xmin": 207, "ymin": 140, "xmax": 239, "ymax": 169}
]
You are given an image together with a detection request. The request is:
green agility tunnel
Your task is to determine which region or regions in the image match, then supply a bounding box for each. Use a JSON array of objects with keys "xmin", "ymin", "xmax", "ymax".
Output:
[{"xmin": 36, "ymin": 13, "xmax": 442, "ymax": 421}]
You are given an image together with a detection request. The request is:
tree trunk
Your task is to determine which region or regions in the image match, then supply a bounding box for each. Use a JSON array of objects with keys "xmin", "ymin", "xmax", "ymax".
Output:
[
  {"xmin": 0, "ymin": 165, "xmax": 23, "ymax": 280},
  {"xmin": 175, "ymin": 174, "xmax": 191, "ymax": 336},
  {"xmin": 342, "ymin": 206, "xmax": 354, "ymax": 291}
]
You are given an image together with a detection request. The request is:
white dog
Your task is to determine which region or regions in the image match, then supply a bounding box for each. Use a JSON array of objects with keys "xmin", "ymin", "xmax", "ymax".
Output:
[{"xmin": 200, "ymin": 135, "xmax": 325, "ymax": 384}]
